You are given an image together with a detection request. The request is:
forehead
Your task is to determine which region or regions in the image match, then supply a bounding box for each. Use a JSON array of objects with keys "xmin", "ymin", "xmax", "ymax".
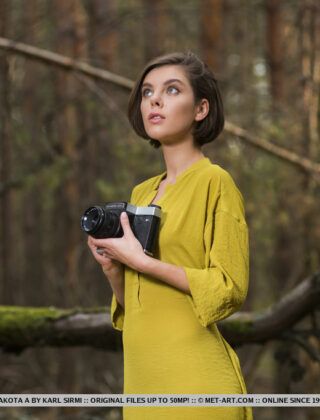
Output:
[{"xmin": 142, "ymin": 65, "xmax": 190, "ymax": 86}]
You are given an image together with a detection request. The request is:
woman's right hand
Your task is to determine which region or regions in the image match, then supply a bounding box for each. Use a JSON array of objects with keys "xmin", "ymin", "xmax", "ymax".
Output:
[
  {"xmin": 87, "ymin": 236, "xmax": 123, "ymax": 280},
  {"xmin": 87, "ymin": 236, "xmax": 125, "ymax": 309}
]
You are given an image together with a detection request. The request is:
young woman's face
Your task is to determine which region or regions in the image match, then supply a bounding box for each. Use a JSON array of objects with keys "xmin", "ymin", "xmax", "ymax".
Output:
[{"xmin": 140, "ymin": 65, "xmax": 204, "ymax": 145}]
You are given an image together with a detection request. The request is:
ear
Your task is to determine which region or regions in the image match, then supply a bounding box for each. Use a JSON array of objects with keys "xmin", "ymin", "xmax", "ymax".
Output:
[{"xmin": 194, "ymin": 99, "xmax": 209, "ymax": 122}]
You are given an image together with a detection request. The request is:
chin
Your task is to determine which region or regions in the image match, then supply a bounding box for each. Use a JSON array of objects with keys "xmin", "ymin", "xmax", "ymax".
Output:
[
  {"xmin": 147, "ymin": 132, "xmax": 170, "ymax": 142},
  {"xmin": 145, "ymin": 125, "xmax": 190, "ymax": 145}
]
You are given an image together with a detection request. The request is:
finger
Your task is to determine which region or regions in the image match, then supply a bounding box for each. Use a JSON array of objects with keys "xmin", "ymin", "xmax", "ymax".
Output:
[
  {"xmin": 87, "ymin": 237, "xmax": 96, "ymax": 251},
  {"xmin": 96, "ymin": 254, "xmax": 112, "ymax": 265},
  {"xmin": 88, "ymin": 236, "xmax": 98, "ymax": 248},
  {"xmin": 87, "ymin": 237, "xmax": 108, "ymax": 256},
  {"xmin": 88, "ymin": 239, "xmax": 100, "ymax": 255},
  {"xmin": 120, "ymin": 212, "xmax": 133, "ymax": 236},
  {"xmin": 96, "ymin": 248, "xmax": 113, "ymax": 258},
  {"xmin": 90, "ymin": 237, "xmax": 114, "ymax": 248},
  {"xmin": 93, "ymin": 246, "xmax": 113, "ymax": 261},
  {"xmin": 95, "ymin": 247, "xmax": 105, "ymax": 256}
]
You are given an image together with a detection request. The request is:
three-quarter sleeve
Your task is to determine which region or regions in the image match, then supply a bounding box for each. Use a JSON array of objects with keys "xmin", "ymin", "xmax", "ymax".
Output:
[
  {"xmin": 183, "ymin": 209, "xmax": 249, "ymax": 328},
  {"xmin": 110, "ymin": 293, "xmax": 124, "ymax": 331},
  {"xmin": 109, "ymin": 186, "xmax": 139, "ymax": 332}
]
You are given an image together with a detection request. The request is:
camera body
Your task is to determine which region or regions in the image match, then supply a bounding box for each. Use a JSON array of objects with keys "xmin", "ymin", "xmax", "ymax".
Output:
[{"xmin": 81, "ymin": 202, "xmax": 162, "ymax": 256}]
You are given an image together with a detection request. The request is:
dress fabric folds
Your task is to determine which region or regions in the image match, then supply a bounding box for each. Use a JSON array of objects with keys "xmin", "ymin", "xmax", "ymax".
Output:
[{"xmin": 110, "ymin": 157, "xmax": 253, "ymax": 420}]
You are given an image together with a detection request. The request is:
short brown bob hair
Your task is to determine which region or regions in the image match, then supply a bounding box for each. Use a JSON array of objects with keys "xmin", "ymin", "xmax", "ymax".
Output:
[{"xmin": 127, "ymin": 51, "xmax": 224, "ymax": 149}]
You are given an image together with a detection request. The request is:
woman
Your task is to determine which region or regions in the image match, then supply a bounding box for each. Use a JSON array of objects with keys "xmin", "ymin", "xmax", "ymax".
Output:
[{"xmin": 88, "ymin": 51, "xmax": 252, "ymax": 420}]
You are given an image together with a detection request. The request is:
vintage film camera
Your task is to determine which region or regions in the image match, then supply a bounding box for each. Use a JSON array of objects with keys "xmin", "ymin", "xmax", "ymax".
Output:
[{"xmin": 81, "ymin": 202, "xmax": 162, "ymax": 257}]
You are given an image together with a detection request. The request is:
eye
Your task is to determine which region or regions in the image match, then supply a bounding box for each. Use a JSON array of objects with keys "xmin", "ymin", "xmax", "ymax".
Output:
[
  {"xmin": 141, "ymin": 88, "xmax": 152, "ymax": 97},
  {"xmin": 167, "ymin": 86, "xmax": 179, "ymax": 94}
]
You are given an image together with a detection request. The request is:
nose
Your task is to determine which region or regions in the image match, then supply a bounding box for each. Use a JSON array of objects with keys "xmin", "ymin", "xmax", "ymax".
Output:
[{"xmin": 150, "ymin": 92, "xmax": 163, "ymax": 108}]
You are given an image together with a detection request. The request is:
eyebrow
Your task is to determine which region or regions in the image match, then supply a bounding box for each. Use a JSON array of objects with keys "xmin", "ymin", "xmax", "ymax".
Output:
[{"xmin": 141, "ymin": 78, "xmax": 185, "ymax": 89}]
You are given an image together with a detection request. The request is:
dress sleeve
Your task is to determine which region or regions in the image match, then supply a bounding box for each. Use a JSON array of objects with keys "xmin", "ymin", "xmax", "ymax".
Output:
[
  {"xmin": 109, "ymin": 185, "xmax": 138, "ymax": 331},
  {"xmin": 110, "ymin": 293, "xmax": 124, "ymax": 331},
  {"xmin": 182, "ymin": 209, "xmax": 249, "ymax": 328}
]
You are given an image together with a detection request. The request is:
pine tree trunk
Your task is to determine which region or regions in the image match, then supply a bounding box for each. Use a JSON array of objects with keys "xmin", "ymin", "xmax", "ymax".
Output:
[{"xmin": 0, "ymin": 0, "xmax": 14, "ymax": 304}]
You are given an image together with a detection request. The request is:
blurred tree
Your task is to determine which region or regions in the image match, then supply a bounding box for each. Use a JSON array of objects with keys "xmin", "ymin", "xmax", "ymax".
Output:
[
  {"xmin": 0, "ymin": 0, "xmax": 13, "ymax": 304},
  {"xmin": 51, "ymin": 0, "xmax": 86, "ymax": 294},
  {"xmin": 266, "ymin": 0, "xmax": 285, "ymax": 106},
  {"xmin": 142, "ymin": 0, "xmax": 166, "ymax": 61},
  {"xmin": 200, "ymin": 0, "xmax": 223, "ymax": 72}
]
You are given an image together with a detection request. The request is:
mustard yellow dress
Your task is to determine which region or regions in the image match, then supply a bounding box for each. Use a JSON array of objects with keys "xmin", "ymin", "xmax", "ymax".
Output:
[{"xmin": 110, "ymin": 157, "xmax": 253, "ymax": 419}]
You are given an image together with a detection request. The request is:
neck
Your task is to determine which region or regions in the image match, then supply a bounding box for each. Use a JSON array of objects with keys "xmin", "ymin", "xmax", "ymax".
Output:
[{"xmin": 160, "ymin": 141, "xmax": 205, "ymax": 182}]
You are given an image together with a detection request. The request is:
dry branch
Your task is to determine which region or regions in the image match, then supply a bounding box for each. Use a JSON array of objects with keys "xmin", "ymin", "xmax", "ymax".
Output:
[
  {"xmin": 0, "ymin": 306, "xmax": 122, "ymax": 354},
  {"xmin": 220, "ymin": 270, "xmax": 320, "ymax": 346},
  {"xmin": 0, "ymin": 271, "xmax": 319, "ymax": 356},
  {"xmin": 1, "ymin": 36, "xmax": 320, "ymax": 178},
  {"xmin": 0, "ymin": 37, "xmax": 133, "ymax": 89},
  {"xmin": 225, "ymin": 121, "xmax": 320, "ymax": 178}
]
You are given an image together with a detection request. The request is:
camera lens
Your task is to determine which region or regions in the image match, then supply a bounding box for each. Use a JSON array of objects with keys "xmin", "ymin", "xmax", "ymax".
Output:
[
  {"xmin": 81, "ymin": 206, "xmax": 122, "ymax": 238},
  {"xmin": 81, "ymin": 207, "xmax": 104, "ymax": 233},
  {"xmin": 102, "ymin": 211, "xmax": 120, "ymax": 237}
]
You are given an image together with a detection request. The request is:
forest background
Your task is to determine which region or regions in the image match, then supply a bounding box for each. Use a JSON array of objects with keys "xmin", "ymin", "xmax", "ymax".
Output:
[{"xmin": 0, "ymin": 0, "xmax": 319, "ymax": 419}]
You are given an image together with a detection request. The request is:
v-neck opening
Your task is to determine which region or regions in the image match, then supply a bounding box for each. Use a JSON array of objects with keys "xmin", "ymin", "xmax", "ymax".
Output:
[
  {"xmin": 148, "ymin": 157, "xmax": 211, "ymax": 205},
  {"xmin": 153, "ymin": 157, "xmax": 210, "ymax": 191}
]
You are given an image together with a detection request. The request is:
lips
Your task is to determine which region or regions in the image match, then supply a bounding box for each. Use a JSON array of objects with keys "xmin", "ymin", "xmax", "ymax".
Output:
[{"xmin": 148, "ymin": 112, "xmax": 165, "ymax": 121}]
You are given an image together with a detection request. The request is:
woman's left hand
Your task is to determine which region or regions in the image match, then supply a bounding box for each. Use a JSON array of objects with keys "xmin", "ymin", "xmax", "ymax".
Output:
[{"xmin": 88, "ymin": 212, "xmax": 147, "ymax": 272}]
